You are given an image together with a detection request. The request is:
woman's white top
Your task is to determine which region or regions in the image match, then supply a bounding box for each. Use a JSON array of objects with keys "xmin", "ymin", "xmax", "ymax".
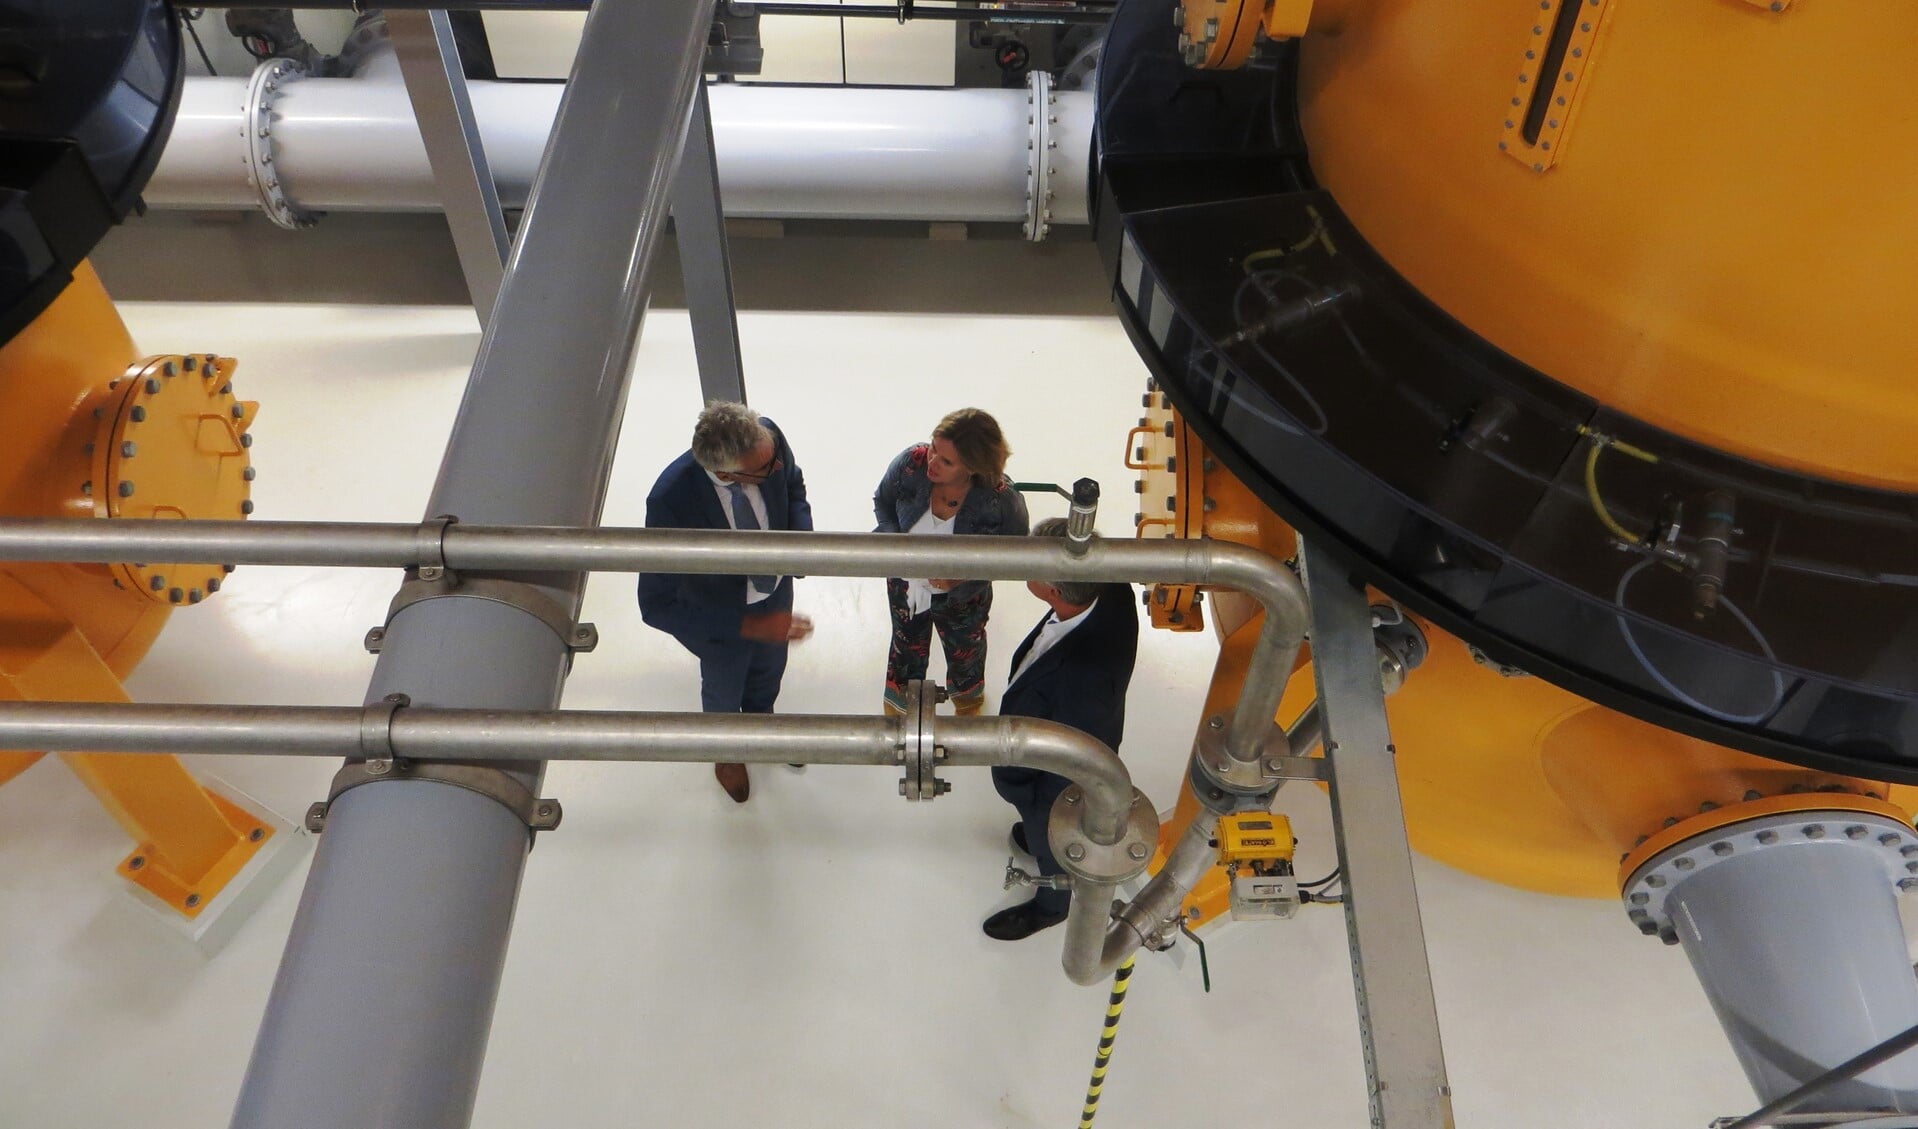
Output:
[{"xmin": 903, "ymin": 509, "xmax": 958, "ymax": 617}]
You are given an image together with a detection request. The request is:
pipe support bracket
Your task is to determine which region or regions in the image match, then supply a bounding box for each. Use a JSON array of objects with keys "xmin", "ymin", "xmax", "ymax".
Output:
[
  {"xmin": 365, "ymin": 568, "xmax": 598, "ymax": 655},
  {"xmin": 306, "ymin": 761, "xmax": 563, "ymax": 837},
  {"xmin": 1190, "ymin": 721, "xmax": 1283, "ymax": 809}
]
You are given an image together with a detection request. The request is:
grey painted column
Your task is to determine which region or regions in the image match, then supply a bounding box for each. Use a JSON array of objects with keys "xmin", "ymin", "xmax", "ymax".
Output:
[
  {"xmin": 670, "ymin": 80, "xmax": 748, "ymax": 403},
  {"xmin": 1302, "ymin": 541, "xmax": 1454, "ymax": 1128},
  {"xmin": 1668, "ymin": 838, "xmax": 1918, "ymax": 1110},
  {"xmin": 389, "ymin": 9, "xmax": 510, "ymax": 323},
  {"xmin": 230, "ymin": 1, "xmax": 717, "ymax": 1126}
]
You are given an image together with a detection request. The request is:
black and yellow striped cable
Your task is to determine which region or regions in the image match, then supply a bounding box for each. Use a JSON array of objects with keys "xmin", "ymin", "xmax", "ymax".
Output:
[{"xmin": 1078, "ymin": 956, "xmax": 1136, "ymax": 1129}]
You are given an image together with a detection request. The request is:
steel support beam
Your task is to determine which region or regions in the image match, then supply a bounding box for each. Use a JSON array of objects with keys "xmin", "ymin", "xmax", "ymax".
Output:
[
  {"xmin": 229, "ymin": 0, "xmax": 716, "ymax": 1124},
  {"xmin": 389, "ymin": 9, "xmax": 510, "ymax": 323},
  {"xmin": 1301, "ymin": 539, "xmax": 1454, "ymax": 1129},
  {"xmin": 671, "ymin": 81, "xmax": 747, "ymax": 403}
]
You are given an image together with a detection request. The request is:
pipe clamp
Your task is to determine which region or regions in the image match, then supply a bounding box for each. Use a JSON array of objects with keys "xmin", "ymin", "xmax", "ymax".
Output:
[
  {"xmin": 366, "ymin": 569, "xmax": 597, "ymax": 656},
  {"xmin": 307, "ymin": 760, "xmax": 562, "ymax": 838}
]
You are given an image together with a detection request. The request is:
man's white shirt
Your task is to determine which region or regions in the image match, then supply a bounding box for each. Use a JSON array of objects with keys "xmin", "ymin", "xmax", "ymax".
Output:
[
  {"xmin": 706, "ymin": 470, "xmax": 775, "ymax": 605},
  {"xmin": 1008, "ymin": 598, "xmax": 1097, "ymax": 687}
]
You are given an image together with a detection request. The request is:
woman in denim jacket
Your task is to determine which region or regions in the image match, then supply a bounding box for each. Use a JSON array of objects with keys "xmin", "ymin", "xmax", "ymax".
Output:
[{"xmin": 873, "ymin": 409, "xmax": 1030, "ymax": 715}]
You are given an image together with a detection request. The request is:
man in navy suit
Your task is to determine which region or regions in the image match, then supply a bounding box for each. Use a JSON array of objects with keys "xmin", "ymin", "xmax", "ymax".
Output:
[
  {"xmin": 639, "ymin": 402, "xmax": 814, "ymax": 803},
  {"xmin": 986, "ymin": 517, "xmax": 1139, "ymax": 941}
]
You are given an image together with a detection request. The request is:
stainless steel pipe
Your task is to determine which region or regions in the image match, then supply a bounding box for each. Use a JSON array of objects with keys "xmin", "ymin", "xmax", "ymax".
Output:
[
  {"xmin": 1062, "ymin": 812, "xmax": 1221, "ymax": 985},
  {"xmin": 0, "ymin": 701, "xmax": 1126, "ymax": 795},
  {"xmin": 0, "ymin": 697, "xmax": 1142, "ymax": 977},
  {"xmin": 0, "ymin": 518, "xmax": 1307, "ymax": 763}
]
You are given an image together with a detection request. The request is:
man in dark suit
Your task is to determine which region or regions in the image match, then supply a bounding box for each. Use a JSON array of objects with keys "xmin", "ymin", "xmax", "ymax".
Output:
[
  {"xmin": 986, "ymin": 517, "xmax": 1139, "ymax": 941},
  {"xmin": 639, "ymin": 401, "xmax": 814, "ymax": 803}
]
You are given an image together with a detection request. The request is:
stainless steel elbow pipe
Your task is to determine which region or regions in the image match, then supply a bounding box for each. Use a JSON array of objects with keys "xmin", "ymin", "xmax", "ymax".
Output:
[{"xmin": 0, "ymin": 517, "xmax": 1314, "ymax": 984}]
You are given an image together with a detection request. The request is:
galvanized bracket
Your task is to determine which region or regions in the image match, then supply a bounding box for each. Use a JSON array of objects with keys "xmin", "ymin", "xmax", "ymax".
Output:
[
  {"xmin": 306, "ymin": 761, "xmax": 563, "ymax": 838},
  {"xmin": 365, "ymin": 568, "xmax": 598, "ymax": 656},
  {"xmin": 1261, "ymin": 754, "xmax": 1328, "ymax": 782},
  {"xmin": 897, "ymin": 678, "xmax": 950, "ymax": 801},
  {"xmin": 359, "ymin": 692, "xmax": 410, "ymax": 775}
]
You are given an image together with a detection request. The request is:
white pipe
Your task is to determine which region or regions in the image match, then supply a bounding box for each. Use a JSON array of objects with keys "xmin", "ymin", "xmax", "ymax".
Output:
[{"xmin": 148, "ymin": 67, "xmax": 1094, "ymax": 227}]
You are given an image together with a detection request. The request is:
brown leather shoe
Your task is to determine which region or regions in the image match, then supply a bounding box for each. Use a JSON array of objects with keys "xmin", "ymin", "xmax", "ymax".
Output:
[{"xmin": 715, "ymin": 762, "xmax": 750, "ymax": 803}]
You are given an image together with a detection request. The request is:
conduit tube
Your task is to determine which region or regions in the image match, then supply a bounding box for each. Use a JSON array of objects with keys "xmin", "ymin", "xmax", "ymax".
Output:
[{"xmin": 149, "ymin": 70, "xmax": 1094, "ymax": 225}]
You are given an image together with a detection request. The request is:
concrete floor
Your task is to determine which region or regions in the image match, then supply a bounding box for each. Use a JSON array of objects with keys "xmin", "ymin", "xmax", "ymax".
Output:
[{"xmin": 0, "ymin": 294, "xmax": 1762, "ymax": 1127}]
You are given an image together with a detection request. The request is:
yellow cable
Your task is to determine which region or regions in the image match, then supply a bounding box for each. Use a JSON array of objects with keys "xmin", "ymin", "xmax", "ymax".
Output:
[
  {"xmin": 1583, "ymin": 442, "xmax": 1647, "ymax": 545},
  {"xmin": 1579, "ymin": 422, "xmax": 1664, "ymax": 546},
  {"xmin": 1078, "ymin": 957, "xmax": 1136, "ymax": 1129}
]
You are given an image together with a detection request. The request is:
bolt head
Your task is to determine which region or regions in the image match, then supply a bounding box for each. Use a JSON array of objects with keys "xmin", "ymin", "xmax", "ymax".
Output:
[
  {"xmin": 1902, "ymin": 878, "xmax": 1918, "ymax": 893},
  {"xmin": 249, "ymin": 827, "xmax": 265, "ymax": 842},
  {"xmin": 1128, "ymin": 843, "xmax": 1150, "ymax": 861},
  {"xmin": 184, "ymin": 893, "xmax": 202, "ymax": 908},
  {"xmin": 1804, "ymin": 824, "xmax": 1826, "ymax": 839},
  {"xmin": 1065, "ymin": 843, "xmax": 1086, "ymax": 862},
  {"xmin": 128, "ymin": 855, "xmax": 146, "ymax": 870}
]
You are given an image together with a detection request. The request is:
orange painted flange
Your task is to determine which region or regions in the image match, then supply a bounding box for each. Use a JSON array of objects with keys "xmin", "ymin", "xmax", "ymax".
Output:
[
  {"xmin": 87, "ymin": 353, "xmax": 256, "ymax": 605},
  {"xmin": 1617, "ymin": 792, "xmax": 1913, "ymax": 892}
]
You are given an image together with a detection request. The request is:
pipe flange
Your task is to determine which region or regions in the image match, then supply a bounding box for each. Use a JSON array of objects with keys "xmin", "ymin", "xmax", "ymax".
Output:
[
  {"xmin": 1622, "ymin": 805, "xmax": 1917, "ymax": 944},
  {"xmin": 244, "ymin": 57, "xmax": 321, "ymax": 230},
  {"xmin": 1191, "ymin": 718, "xmax": 1280, "ymax": 798},
  {"xmin": 366, "ymin": 572, "xmax": 597, "ymax": 656},
  {"xmin": 1048, "ymin": 785, "xmax": 1160, "ymax": 885},
  {"xmin": 897, "ymin": 678, "xmax": 949, "ymax": 801},
  {"xmin": 307, "ymin": 760, "xmax": 562, "ymax": 838},
  {"xmin": 1023, "ymin": 69, "xmax": 1056, "ymax": 242}
]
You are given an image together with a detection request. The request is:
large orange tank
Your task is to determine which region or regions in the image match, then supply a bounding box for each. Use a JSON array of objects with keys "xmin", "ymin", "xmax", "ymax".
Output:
[
  {"xmin": 0, "ymin": 263, "xmax": 270, "ymax": 919},
  {"xmin": 1294, "ymin": 0, "xmax": 1918, "ymax": 489}
]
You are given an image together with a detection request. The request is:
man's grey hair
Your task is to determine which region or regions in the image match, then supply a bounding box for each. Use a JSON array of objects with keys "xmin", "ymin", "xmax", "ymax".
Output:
[
  {"xmin": 1030, "ymin": 517, "xmax": 1101, "ymax": 606},
  {"xmin": 690, "ymin": 401, "xmax": 770, "ymax": 472}
]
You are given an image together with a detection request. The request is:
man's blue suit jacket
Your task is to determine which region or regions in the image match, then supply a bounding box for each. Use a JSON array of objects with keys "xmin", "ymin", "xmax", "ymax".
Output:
[
  {"xmin": 637, "ymin": 417, "xmax": 812, "ymax": 643},
  {"xmin": 1000, "ymin": 582, "xmax": 1139, "ymax": 754}
]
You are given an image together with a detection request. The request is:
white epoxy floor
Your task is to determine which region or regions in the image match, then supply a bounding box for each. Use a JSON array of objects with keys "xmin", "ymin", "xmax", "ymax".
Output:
[{"xmin": 0, "ymin": 301, "xmax": 1760, "ymax": 1127}]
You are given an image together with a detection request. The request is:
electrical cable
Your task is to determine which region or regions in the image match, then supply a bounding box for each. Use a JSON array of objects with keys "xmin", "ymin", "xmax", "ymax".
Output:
[
  {"xmin": 1615, "ymin": 555, "xmax": 1788, "ymax": 726},
  {"xmin": 1077, "ymin": 956, "xmax": 1135, "ymax": 1129},
  {"xmin": 1229, "ymin": 270, "xmax": 1331, "ymax": 435},
  {"xmin": 182, "ymin": 9, "xmax": 220, "ymax": 76},
  {"xmin": 1298, "ymin": 868, "xmax": 1340, "ymax": 888},
  {"xmin": 1580, "ymin": 429, "xmax": 1660, "ymax": 545}
]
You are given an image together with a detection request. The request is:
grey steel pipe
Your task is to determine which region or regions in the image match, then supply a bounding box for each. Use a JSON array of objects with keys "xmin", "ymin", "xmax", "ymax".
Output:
[
  {"xmin": 230, "ymin": 0, "xmax": 717, "ymax": 1125},
  {"xmin": 0, "ymin": 519, "xmax": 1306, "ymax": 764}
]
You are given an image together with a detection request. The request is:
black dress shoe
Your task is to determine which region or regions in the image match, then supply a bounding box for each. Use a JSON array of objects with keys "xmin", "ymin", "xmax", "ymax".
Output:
[
  {"xmin": 983, "ymin": 898, "xmax": 1069, "ymax": 941},
  {"xmin": 1009, "ymin": 822, "xmax": 1031, "ymax": 855}
]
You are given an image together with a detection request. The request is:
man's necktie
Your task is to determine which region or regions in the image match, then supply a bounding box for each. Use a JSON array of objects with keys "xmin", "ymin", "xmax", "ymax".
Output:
[{"xmin": 726, "ymin": 482, "xmax": 780, "ymax": 594}]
